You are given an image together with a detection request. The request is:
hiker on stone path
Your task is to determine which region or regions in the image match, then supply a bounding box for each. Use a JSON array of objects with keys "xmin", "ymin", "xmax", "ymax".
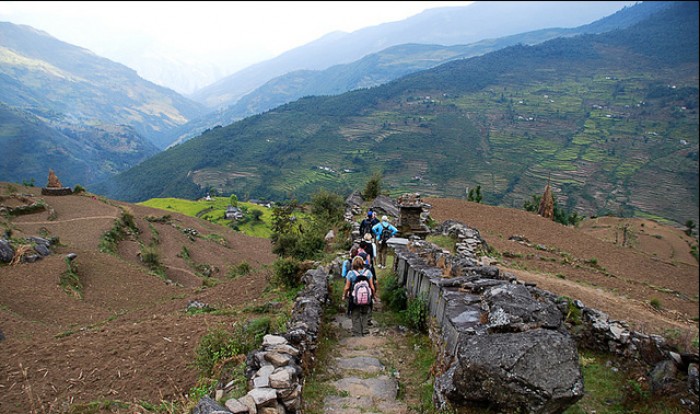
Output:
[
  {"xmin": 342, "ymin": 256, "xmax": 375, "ymax": 337},
  {"xmin": 341, "ymin": 244, "xmax": 360, "ymax": 279},
  {"xmin": 359, "ymin": 233, "xmax": 377, "ymax": 291},
  {"xmin": 359, "ymin": 210, "xmax": 375, "ymax": 238},
  {"xmin": 370, "ymin": 211, "xmax": 380, "ymax": 228},
  {"xmin": 372, "ymin": 215, "xmax": 398, "ymax": 268}
]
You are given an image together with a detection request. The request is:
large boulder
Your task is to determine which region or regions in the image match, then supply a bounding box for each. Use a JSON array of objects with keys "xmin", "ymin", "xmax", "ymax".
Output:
[
  {"xmin": 483, "ymin": 284, "xmax": 563, "ymax": 332},
  {"xmin": 0, "ymin": 239, "xmax": 14, "ymax": 263},
  {"xmin": 438, "ymin": 329, "xmax": 584, "ymax": 414},
  {"xmin": 370, "ymin": 195, "xmax": 399, "ymax": 219},
  {"xmin": 345, "ymin": 191, "xmax": 364, "ymax": 209}
]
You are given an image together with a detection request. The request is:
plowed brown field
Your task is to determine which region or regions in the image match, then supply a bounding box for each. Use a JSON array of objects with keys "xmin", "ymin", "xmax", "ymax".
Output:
[
  {"xmin": 425, "ymin": 197, "xmax": 699, "ymax": 342},
  {"xmin": 0, "ymin": 184, "xmax": 276, "ymax": 413}
]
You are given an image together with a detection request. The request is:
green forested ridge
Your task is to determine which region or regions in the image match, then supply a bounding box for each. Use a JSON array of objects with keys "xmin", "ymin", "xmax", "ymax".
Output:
[
  {"xmin": 167, "ymin": 2, "xmax": 672, "ymax": 149},
  {"xmin": 94, "ymin": 1, "xmax": 699, "ymax": 225}
]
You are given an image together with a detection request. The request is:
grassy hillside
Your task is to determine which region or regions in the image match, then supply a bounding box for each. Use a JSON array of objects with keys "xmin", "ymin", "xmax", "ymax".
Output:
[
  {"xmin": 138, "ymin": 196, "xmax": 274, "ymax": 238},
  {"xmin": 95, "ymin": 2, "xmax": 698, "ymax": 226}
]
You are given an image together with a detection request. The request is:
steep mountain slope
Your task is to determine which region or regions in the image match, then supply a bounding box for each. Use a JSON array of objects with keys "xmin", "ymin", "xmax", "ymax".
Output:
[
  {"xmin": 0, "ymin": 103, "xmax": 160, "ymax": 187},
  {"xmin": 190, "ymin": 1, "xmax": 636, "ymax": 109},
  {"xmin": 168, "ymin": 1, "xmax": 670, "ymax": 148},
  {"xmin": 0, "ymin": 22, "xmax": 207, "ymax": 149},
  {"xmin": 95, "ymin": 2, "xmax": 698, "ymax": 226}
]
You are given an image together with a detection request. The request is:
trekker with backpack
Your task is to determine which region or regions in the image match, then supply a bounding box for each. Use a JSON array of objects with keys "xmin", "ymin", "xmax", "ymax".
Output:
[
  {"xmin": 342, "ymin": 256, "xmax": 375, "ymax": 336},
  {"xmin": 359, "ymin": 210, "xmax": 375, "ymax": 238},
  {"xmin": 359, "ymin": 232, "xmax": 377, "ymax": 292},
  {"xmin": 341, "ymin": 245, "xmax": 360, "ymax": 280},
  {"xmin": 372, "ymin": 215, "xmax": 398, "ymax": 268}
]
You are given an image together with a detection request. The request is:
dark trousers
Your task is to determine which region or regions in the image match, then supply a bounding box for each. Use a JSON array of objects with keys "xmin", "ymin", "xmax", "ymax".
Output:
[{"xmin": 351, "ymin": 304, "xmax": 371, "ymax": 336}]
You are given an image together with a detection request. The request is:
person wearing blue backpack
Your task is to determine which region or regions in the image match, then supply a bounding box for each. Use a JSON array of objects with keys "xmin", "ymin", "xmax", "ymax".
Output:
[
  {"xmin": 372, "ymin": 215, "xmax": 398, "ymax": 268},
  {"xmin": 342, "ymin": 256, "xmax": 376, "ymax": 336}
]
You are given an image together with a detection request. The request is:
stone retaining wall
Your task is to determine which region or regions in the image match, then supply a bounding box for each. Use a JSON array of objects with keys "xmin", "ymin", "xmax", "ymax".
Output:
[{"xmin": 193, "ymin": 266, "xmax": 330, "ymax": 414}]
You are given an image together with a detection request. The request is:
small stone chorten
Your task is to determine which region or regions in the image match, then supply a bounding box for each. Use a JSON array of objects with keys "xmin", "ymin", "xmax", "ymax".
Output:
[
  {"xmin": 397, "ymin": 193, "xmax": 431, "ymax": 239},
  {"xmin": 41, "ymin": 169, "xmax": 73, "ymax": 196}
]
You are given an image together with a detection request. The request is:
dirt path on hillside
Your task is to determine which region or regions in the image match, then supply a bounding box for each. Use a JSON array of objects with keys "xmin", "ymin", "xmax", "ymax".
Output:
[
  {"xmin": 425, "ymin": 197, "xmax": 699, "ymax": 345},
  {"xmin": 13, "ymin": 215, "xmax": 118, "ymax": 224},
  {"xmin": 502, "ymin": 266, "xmax": 695, "ymax": 336}
]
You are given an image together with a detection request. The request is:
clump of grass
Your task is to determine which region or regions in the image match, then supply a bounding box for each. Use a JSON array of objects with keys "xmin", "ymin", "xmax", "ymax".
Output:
[
  {"xmin": 379, "ymin": 273, "xmax": 407, "ymax": 312},
  {"xmin": 194, "ymin": 318, "xmax": 273, "ymax": 377},
  {"xmin": 140, "ymin": 244, "xmax": 166, "ymax": 279},
  {"xmin": 649, "ymin": 298, "xmax": 662, "ymax": 310},
  {"xmin": 228, "ymin": 261, "xmax": 252, "ymax": 279},
  {"xmin": 559, "ymin": 296, "xmax": 582, "ymax": 325},
  {"xmin": 148, "ymin": 223, "xmax": 160, "ymax": 245},
  {"xmin": 426, "ymin": 234, "xmax": 456, "ymax": 253},
  {"xmin": 272, "ymin": 257, "xmax": 302, "ymax": 289},
  {"xmin": 144, "ymin": 214, "xmax": 172, "ymax": 224},
  {"xmin": 405, "ymin": 294, "xmax": 429, "ymax": 333},
  {"xmin": 59, "ymin": 256, "xmax": 83, "ymax": 299},
  {"xmin": 99, "ymin": 208, "xmax": 139, "ymax": 254}
]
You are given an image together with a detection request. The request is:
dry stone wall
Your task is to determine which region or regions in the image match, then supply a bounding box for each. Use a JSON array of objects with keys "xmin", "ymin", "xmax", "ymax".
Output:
[
  {"xmin": 193, "ymin": 266, "xmax": 330, "ymax": 414},
  {"xmin": 395, "ymin": 219, "xmax": 699, "ymax": 412}
]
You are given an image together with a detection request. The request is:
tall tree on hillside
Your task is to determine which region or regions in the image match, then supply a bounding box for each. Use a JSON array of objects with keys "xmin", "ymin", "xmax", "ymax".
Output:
[
  {"xmin": 467, "ymin": 185, "xmax": 483, "ymax": 203},
  {"xmin": 364, "ymin": 172, "xmax": 382, "ymax": 200},
  {"xmin": 538, "ymin": 181, "xmax": 554, "ymax": 220}
]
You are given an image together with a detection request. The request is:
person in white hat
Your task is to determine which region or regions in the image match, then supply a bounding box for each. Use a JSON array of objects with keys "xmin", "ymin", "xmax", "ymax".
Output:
[{"xmin": 371, "ymin": 215, "xmax": 398, "ymax": 268}]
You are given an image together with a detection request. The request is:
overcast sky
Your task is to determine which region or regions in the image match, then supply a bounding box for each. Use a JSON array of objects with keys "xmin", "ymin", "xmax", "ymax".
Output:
[{"xmin": 1, "ymin": 1, "xmax": 474, "ymax": 72}]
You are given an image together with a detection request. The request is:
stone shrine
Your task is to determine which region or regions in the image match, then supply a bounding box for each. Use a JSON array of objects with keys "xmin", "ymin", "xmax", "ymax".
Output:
[
  {"xmin": 41, "ymin": 169, "xmax": 73, "ymax": 196},
  {"xmin": 396, "ymin": 193, "xmax": 431, "ymax": 238}
]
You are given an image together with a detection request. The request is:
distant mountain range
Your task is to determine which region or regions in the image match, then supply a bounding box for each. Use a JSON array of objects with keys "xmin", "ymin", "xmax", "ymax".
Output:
[
  {"xmin": 94, "ymin": 1, "xmax": 699, "ymax": 226},
  {"xmin": 189, "ymin": 1, "xmax": 636, "ymax": 109},
  {"xmin": 0, "ymin": 1, "xmax": 639, "ymax": 186},
  {"xmin": 167, "ymin": 1, "xmax": 668, "ymax": 148},
  {"xmin": 0, "ymin": 21, "xmax": 208, "ymax": 185},
  {"xmin": 0, "ymin": 102, "xmax": 160, "ymax": 187}
]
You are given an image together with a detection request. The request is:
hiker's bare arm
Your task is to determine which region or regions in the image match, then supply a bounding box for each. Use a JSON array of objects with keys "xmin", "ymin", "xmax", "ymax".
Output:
[{"xmin": 342, "ymin": 279, "xmax": 351, "ymax": 299}]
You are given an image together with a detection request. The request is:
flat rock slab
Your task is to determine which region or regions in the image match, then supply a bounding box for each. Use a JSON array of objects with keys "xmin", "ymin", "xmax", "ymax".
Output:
[
  {"xmin": 338, "ymin": 335, "xmax": 388, "ymax": 349},
  {"xmin": 323, "ymin": 395, "xmax": 408, "ymax": 414},
  {"xmin": 331, "ymin": 376, "xmax": 398, "ymax": 400},
  {"xmin": 334, "ymin": 356, "xmax": 385, "ymax": 374}
]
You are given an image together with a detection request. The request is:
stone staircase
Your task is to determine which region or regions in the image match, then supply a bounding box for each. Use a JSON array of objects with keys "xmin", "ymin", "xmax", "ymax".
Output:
[{"xmin": 320, "ymin": 312, "xmax": 409, "ymax": 414}]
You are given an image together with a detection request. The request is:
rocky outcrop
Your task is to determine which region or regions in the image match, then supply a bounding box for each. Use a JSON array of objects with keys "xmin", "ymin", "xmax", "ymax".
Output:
[
  {"xmin": 396, "ymin": 220, "xmax": 699, "ymax": 412},
  {"xmin": 370, "ymin": 195, "xmax": 399, "ymax": 219},
  {"xmin": 438, "ymin": 329, "xmax": 583, "ymax": 414},
  {"xmin": 394, "ymin": 240, "xmax": 584, "ymax": 413},
  {"xmin": 0, "ymin": 239, "xmax": 14, "ymax": 263}
]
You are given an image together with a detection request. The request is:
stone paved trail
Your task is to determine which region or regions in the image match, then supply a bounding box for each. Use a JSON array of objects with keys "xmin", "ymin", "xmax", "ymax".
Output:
[{"xmin": 319, "ymin": 302, "xmax": 411, "ymax": 414}]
